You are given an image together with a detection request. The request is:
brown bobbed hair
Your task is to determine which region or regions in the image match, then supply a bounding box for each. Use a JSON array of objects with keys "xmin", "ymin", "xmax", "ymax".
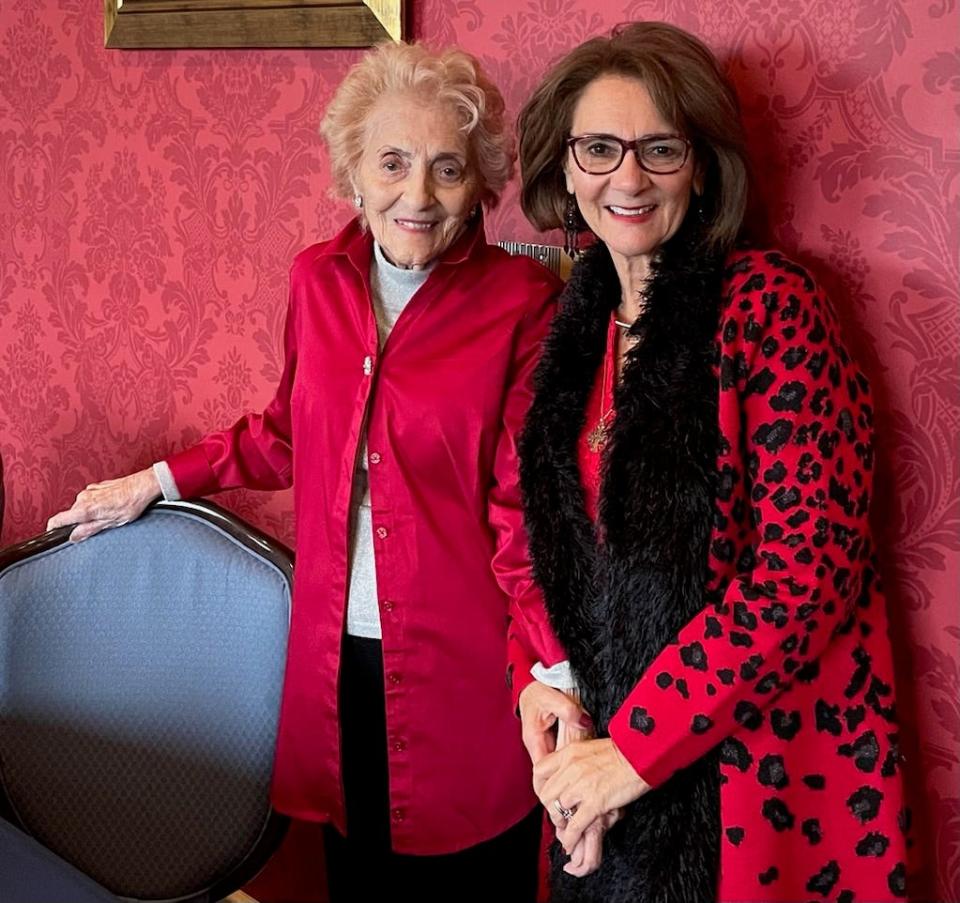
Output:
[
  {"xmin": 321, "ymin": 42, "xmax": 514, "ymax": 210},
  {"xmin": 518, "ymin": 21, "xmax": 751, "ymax": 254}
]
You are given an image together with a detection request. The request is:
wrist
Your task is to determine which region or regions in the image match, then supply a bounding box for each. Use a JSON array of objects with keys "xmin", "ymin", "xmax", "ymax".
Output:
[
  {"xmin": 138, "ymin": 467, "xmax": 163, "ymax": 504},
  {"xmin": 610, "ymin": 739, "xmax": 650, "ymax": 803}
]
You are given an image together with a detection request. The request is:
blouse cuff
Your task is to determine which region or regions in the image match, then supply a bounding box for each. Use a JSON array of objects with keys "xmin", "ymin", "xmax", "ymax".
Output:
[
  {"xmin": 531, "ymin": 659, "xmax": 577, "ymax": 692},
  {"xmin": 152, "ymin": 461, "xmax": 182, "ymax": 502}
]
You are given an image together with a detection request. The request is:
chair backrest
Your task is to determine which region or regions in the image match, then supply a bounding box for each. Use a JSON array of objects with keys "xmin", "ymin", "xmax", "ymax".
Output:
[
  {"xmin": 0, "ymin": 500, "xmax": 292, "ymax": 903},
  {"xmin": 498, "ymin": 240, "xmax": 572, "ymax": 281}
]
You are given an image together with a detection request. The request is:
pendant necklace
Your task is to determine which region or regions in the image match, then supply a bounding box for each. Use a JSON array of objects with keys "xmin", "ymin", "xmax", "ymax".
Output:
[
  {"xmin": 586, "ymin": 312, "xmax": 639, "ymax": 453},
  {"xmin": 586, "ymin": 346, "xmax": 613, "ymax": 453}
]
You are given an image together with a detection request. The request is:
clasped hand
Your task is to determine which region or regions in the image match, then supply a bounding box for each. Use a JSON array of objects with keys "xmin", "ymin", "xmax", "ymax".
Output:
[
  {"xmin": 518, "ymin": 681, "xmax": 649, "ymax": 877},
  {"xmin": 534, "ymin": 736, "xmax": 649, "ymax": 874}
]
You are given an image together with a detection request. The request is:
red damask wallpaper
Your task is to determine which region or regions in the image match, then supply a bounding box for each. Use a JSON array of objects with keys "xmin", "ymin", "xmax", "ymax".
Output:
[{"xmin": 0, "ymin": 0, "xmax": 956, "ymax": 899}]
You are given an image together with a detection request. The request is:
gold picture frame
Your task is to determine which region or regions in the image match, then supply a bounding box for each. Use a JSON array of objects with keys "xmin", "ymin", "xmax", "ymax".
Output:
[{"xmin": 104, "ymin": 0, "xmax": 406, "ymax": 49}]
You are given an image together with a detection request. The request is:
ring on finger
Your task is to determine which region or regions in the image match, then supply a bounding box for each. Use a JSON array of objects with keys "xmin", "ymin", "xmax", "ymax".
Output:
[{"xmin": 553, "ymin": 799, "xmax": 575, "ymax": 820}]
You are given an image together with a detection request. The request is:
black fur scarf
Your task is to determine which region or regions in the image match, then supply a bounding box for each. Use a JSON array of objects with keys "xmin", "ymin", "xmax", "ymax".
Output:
[{"xmin": 519, "ymin": 223, "xmax": 725, "ymax": 903}]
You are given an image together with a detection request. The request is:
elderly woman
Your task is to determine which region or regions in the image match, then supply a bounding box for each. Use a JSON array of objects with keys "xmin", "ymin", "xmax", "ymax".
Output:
[
  {"xmin": 513, "ymin": 21, "xmax": 909, "ymax": 903},
  {"xmin": 48, "ymin": 42, "xmax": 567, "ymax": 900}
]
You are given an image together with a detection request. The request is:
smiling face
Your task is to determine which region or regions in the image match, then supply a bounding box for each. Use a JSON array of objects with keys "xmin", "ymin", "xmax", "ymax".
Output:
[
  {"xmin": 353, "ymin": 92, "xmax": 482, "ymax": 269},
  {"xmin": 565, "ymin": 74, "xmax": 700, "ymax": 278}
]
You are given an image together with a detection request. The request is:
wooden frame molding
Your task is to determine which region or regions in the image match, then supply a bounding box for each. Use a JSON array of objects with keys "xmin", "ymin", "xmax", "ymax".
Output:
[{"xmin": 104, "ymin": 0, "xmax": 406, "ymax": 49}]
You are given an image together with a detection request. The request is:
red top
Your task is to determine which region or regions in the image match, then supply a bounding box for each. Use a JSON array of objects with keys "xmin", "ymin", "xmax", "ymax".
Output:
[{"xmin": 165, "ymin": 217, "xmax": 564, "ymax": 854}]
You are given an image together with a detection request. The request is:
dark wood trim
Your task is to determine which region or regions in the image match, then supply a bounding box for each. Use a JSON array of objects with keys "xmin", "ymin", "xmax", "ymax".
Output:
[
  {"xmin": 0, "ymin": 525, "xmax": 73, "ymax": 573},
  {"xmin": 155, "ymin": 498, "xmax": 295, "ymax": 581},
  {"xmin": 0, "ymin": 499, "xmax": 294, "ymax": 581},
  {"xmin": 104, "ymin": 0, "xmax": 406, "ymax": 49}
]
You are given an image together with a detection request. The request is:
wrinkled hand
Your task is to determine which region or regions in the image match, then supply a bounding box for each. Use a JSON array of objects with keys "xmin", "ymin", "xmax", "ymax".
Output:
[
  {"xmin": 46, "ymin": 467, "xmax": 162, "ymax": 542},
  {"xmin": 535, "ymin": 737, "xmax": 649, "ymax": 855},
  {"xmin": 518, "ymin": 680, "xmax": 593, "ymax": 766},
  {"xmin": 561, "ymin": 807, "xmax": 623, "ymax": 877}
]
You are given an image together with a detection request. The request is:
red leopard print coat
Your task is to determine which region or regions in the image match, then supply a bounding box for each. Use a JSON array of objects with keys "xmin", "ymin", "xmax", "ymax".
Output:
[{"xmin": 517, "ymin": 240, "xmax": 909, "ymax": 903}]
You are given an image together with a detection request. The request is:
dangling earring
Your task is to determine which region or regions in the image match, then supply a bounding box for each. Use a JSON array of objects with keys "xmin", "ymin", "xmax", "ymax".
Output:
[
  {"xmin": 353, "ymin": 194, "xmax": 363, "ymax": 209},
  {"xmin": 563, "ymin": 193, "xmax": 581, "ymax": 259}
]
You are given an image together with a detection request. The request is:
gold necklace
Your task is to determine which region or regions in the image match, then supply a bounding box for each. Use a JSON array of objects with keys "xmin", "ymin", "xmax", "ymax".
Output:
[{"xmin": 586, "ymin": 321, "xmax": 615, "ymax": 453}]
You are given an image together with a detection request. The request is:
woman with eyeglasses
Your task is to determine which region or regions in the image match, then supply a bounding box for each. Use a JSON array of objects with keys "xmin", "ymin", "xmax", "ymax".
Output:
[{"xmin": 512, "ymin": 21, "xmax": 909, "ymax": 903}]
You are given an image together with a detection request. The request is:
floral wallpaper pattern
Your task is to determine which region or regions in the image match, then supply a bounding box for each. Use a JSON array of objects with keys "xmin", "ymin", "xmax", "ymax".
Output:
[{"xmin": 0, "ymin": 0, "xmax": 956, "ymax": 898}]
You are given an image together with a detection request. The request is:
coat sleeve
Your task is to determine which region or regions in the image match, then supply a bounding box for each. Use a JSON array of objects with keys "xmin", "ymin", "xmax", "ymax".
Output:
[
  {"xmin": 164, "ymin": 264, "xmax": 300, "ymax": 498},
  {"xmin": 486, "ymin": 267, "xmax": 569, "ymax": 708},
  {"xmin": 609, "ymin": 251, "xmax": 877, "ymax": 788}
]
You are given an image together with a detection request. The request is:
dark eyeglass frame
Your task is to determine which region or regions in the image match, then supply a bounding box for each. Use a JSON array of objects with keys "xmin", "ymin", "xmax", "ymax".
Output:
[{"xmin": 565, "ymin": 133, "xmax": 692, "ymax": 176}]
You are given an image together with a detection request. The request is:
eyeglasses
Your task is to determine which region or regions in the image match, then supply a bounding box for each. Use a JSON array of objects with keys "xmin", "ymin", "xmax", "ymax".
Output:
[{"xmin": 566, "ymin": 134, "xmax": 691, "ymax": 175}]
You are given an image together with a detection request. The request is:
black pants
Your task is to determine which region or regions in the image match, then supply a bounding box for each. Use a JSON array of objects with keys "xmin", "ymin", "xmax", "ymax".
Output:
[{"xmin": 323, "ymin": 636, "xmax": 541, "ymax": 902}]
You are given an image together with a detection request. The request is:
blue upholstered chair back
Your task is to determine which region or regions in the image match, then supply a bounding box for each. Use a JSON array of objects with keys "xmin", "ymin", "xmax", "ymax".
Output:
[{"xmin": 0, "ymin": 500, "xmax": 292, "ymax": 902}]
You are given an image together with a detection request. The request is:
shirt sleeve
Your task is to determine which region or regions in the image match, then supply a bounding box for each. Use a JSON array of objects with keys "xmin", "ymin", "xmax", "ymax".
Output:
[
  {"xmin": 609, "ymin": 252, "xmax": 877, "ymax": 788},
  {"xmin": 487, "ymin": 271, "xmax": 569, "ymax": 708},
  {"xmin": 506, "ymin": 617, "xmax": 539, "ymax": 711},
  {"xmin": 163, "ymin": 270, "xmax": 300, "ymax": 499}
]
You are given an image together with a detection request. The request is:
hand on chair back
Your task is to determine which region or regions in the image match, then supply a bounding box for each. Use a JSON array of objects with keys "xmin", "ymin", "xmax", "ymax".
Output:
[{"xmin": 46, "ymin": 467, "xmax": 162, "ymax": 542}]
